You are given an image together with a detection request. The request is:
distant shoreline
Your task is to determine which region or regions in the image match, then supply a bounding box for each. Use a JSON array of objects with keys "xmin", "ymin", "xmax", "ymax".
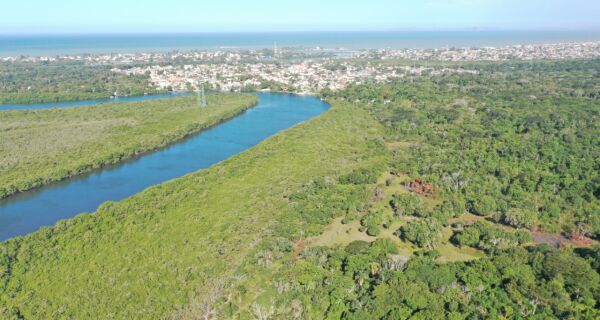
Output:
[{"xmin": 2, "ymin": 30, "xmax": 600, "ymax": 57}]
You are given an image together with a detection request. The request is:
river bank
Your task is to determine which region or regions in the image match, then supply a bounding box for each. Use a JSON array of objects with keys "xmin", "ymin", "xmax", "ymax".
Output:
[
  {"xmin": 0, "ymin": 93, "xmax": 329, "ymax": 241},
  {"xmin": 0, "ymin": 94, "xmax": 257, "ymax": 200}
]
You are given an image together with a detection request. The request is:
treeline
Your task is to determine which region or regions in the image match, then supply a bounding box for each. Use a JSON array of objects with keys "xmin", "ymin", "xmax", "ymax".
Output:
[{"xmin": 0, "ymin": 61, "xmax": 162, "ymax": 104}]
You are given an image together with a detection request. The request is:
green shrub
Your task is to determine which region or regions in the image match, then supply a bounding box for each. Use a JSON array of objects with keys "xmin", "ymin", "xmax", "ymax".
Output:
[
  {"xmin": 468, "ymin": 195, "xmax": 497, "ymax": 216},
  {"xmin": 339, "ymin": 165, "xmax": 383, "ymax": 185},
  {"xmin": 503, "ymin": 207, "xmax": 538, "ymax": 229},
  {"xmin": 395, "ymin": 218, "xmax": 443, "ymax": 248}
]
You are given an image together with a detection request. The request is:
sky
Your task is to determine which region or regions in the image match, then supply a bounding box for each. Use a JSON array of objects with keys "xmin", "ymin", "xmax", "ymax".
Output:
[{"xmin": 1, "ymin": 0, "xmax": 599, "ymax": 34}]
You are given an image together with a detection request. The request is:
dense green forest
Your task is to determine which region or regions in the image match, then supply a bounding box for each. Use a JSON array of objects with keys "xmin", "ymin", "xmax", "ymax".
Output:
[
  {"xmin": 0, "ymin": 60, "xmax": 598, "ymax": 319},
  {"xmin": 262, "ymin": 59, "xmax": 599, "ymax": 319},
  {"xmin": 0, "ymin": 94, "xmax": 257, "ymax": 199},
  {"xmin": 0, "ymin": 62, "xmax": 161, "ymax": 104},
  {"xmin": 321, "ymin": 59, "xmax": 599, "ymax": 237}
]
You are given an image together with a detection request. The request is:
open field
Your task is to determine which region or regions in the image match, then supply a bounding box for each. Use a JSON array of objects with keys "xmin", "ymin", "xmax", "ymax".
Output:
[{"xmin": 0, "ymin": 94, "xmax": 257, "ymax": 198}]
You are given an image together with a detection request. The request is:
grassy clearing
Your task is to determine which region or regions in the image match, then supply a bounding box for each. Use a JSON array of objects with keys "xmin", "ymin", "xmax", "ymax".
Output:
[
  {"xmin": 0, "ymin": 94, "xmax": 257, "ymax": 199},
  {"xmin": 307, "ymin": 217, "xmax": 376, "ymax": 247},
  {"xmin": 306, "ymin": 170, "xmax": 483, "ymax": 263}
]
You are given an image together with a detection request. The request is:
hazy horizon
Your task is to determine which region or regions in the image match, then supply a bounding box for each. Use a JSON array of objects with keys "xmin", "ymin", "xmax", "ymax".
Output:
[
  {"xmin": 2, "ymin": 30, "xmax": 600, "ymax": 57},
  {"xmin": 3, "ymin": 28, "xmax": 600, "ymax": 36},
  {"xmin": 3, "ymin": 0, "xmax": 600, "ymax": 34}
]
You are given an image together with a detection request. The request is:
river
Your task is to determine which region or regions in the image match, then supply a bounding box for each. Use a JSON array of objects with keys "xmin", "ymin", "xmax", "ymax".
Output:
[
  {"xmin": 0, "ymin": 92, "xmax": 190, "ymax": 111},
  {"xmin": 0, "ymin": 93, "xmax": 329, "ymax": 241}
]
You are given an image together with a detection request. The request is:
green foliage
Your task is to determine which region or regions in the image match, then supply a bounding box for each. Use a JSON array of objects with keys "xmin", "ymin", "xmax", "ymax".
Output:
[
  {"xmin": 452, "ymin": 221, "xmax": 532, "ymax": 252},
  {"xmin": 288, "ymin": 178, "xmax": 375, "ymax": 236},
  {"xmin": 361, "ymin": 211, "xmax": 384, "ymax": 236},
  {"xmin": 329, "ymin": 60, "xmax": 599, "ymax": 236},
  {"xmin": 396, "ymin": 218, "xmax": 443, "ymax": 248},
  {"xmin": 0, "ymin": 94, "xmax": 257, "ymax": 198},
  {"xmin": 338, "ymin": 166, "xmax": 382, "ymax": 185},
  {"xmin": 0, "ymin": 100, "xmax": 385, "ymax": 318},
  {"xmin": 431, "ymin": 196, "xmax": 466, "ymax": 221},
  {"xmin": 0, "ymin": 61, "xmax": 162, "ymax": 104},
  {"xmin": 390, "ymin": 193, "xmax": 425, "ymax": 217},
  {"xmin": 277, "ymin": 241, "xmax": 600, "ymax": 319},
  {"xmin": 345, "ymin": 240, "xmax": 371, "ymax": 255},
  {"xmin": 468, "ymin": 195, "xmax": 497, "ymax": 216},
  {"xmin": 502, "ymin": 207, "xmax": 539, "ymax": 229},
  {"xmin": 576, "ymin": 245, "xmax": 600, "ymax": 273},
  {"xmin": 341, "ymin": 211, "xmax": 357, "ymax": 224}
]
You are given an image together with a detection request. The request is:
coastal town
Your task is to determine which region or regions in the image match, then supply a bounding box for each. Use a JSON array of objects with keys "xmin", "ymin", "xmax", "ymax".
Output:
[
  {"xmin": 111, "ymin": 41, "xmax": 600, "ymax": 94},
  {"xmin": 2, "ymin": 41, "xmax": 599, "ymax": 94},
  {"xmin": 363, "ymin": 40, "xmax": 600, "ymax": 61},
  {"xmin": 113, "ymin": 60, "xmax": 480, "ymax": 94},
  {"xmin": 3, "ymin": 40, "xmax": 598, "ymax": 64}
]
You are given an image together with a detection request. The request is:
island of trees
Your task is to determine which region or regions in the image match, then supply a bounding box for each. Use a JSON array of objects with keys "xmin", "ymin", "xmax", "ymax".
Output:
[{"xmin": 0, "ymin": 94, "xmax": 257, "ymax": 198}]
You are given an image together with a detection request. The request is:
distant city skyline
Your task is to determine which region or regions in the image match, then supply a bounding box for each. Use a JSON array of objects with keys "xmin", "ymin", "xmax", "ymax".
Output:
[{"xmin": 2, "ymin": 0, "xmax": 600, "ymax": 34}]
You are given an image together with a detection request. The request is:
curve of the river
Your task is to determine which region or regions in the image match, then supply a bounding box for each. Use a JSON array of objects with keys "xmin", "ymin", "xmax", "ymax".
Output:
[
  {"xmin": 0, "ymin": 92, "xmax": 190, "ymax": 111},
  {"xmin": 0, "ymin": 93, "xmax": 329, "ymax": 241}
]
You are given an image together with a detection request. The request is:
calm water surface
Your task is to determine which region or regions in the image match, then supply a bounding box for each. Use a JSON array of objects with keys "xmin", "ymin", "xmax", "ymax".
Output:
[
  {"xmin": 2, "ymin": 31, "xmax": 600, "ymax": 56},
  {"xmin": 0, "ymin": 93, "xmax": 329, "ymax": 241},
  {"xmin": 0, "ymin": 92, "xmax": 189, "ymax": 111}
]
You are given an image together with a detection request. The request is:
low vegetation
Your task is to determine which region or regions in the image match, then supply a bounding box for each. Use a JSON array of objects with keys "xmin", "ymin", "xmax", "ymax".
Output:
[
  {"xmin": 0, "ymin": 94, "xmax": 257, "ymax": 198},
  {"xmin": 0, "ymin": 97, "xmax": 386, "ymax": 318},
  {"xmin": 452, "ymin": 221, "xmax": 532, "ymax": 252}
]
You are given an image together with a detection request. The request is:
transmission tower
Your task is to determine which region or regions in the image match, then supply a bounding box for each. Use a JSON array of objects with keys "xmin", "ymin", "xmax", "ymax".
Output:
[{"xmin": 197, "ymin": 84, "xmax": 207, "ymax": 108}]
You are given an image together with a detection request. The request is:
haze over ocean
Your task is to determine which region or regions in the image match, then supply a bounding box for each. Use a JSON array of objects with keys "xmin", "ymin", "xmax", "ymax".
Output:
[{"xmin": 2, "ymin": 31, "xmax": 600, "ymax": 56}]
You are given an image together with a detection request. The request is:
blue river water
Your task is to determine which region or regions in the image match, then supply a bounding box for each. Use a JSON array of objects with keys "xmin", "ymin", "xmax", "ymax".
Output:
[
  {"xmin": 0, "ymin": 92, "xmax": 189, "ymax": 111},
  {"xmin": 0, "ymin": 93, "xmax": 329, "ymax": 241}
]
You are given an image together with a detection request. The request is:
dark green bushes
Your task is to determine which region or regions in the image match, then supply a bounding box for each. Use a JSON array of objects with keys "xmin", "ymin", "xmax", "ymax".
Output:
[
  {"xmin": 452, "ymin": 221, "xmax": 532, "ymax": 252},
  {"xmin": 339, "ymin": 166, "xmax": 382, "ymax": 185},
  {"xmin": 281, "ymin": 240, "xmax": 600, "ymax": 319},
  {"xmin": 339, "ymin": 60, "xmax": 600, "ymax": 237},
  {"xmin": 395, "ymin": 218, "xmax": 443, "ymax": 249},
  {"xmin": 0, "ymin": 61, "xmax": 161, "ymax": 104},
  {"xmin": 360, "ymin": 211, "xmax": 384, "ymax": 236},
  {"xmin": 389, "ymin": 193, "xmax": 425, "ymax": 217}
]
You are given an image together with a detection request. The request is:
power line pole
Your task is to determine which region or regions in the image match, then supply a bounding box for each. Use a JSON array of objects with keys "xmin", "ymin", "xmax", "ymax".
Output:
[{"xmin": 197, "ymin": 83, "xmax": 207, "ymax": 108}]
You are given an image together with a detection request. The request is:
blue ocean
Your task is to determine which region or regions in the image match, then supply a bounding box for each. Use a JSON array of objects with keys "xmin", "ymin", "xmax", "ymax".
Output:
[{"xmin": 1, "ymin": 31, "xmax": 599, "ymax": 56}]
